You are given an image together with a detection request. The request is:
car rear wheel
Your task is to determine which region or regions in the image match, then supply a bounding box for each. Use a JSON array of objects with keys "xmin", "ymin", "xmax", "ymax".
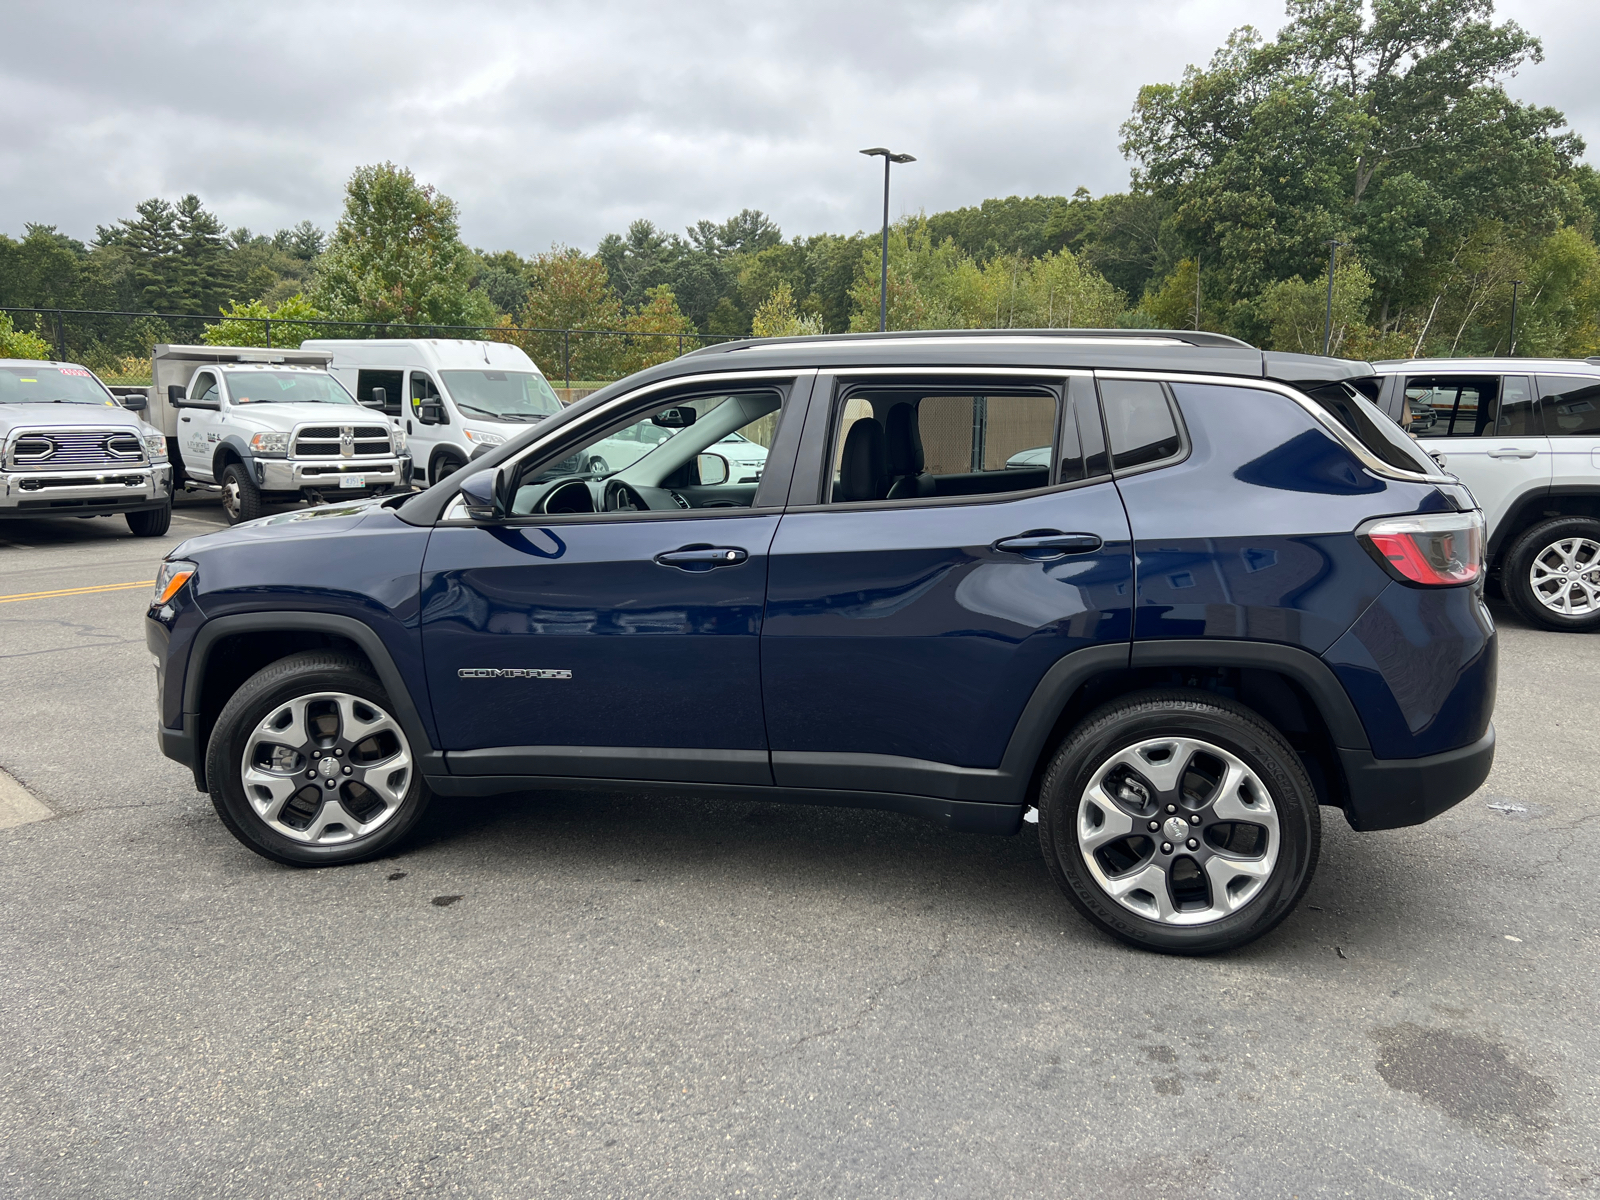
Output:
[
  {"xmin": 1037, "ymin": 689, "xmax": 1320, "ymax": 954},
  {"xmin": 205, "ymin": 652, "xmax": 433, "ymax": 866},
  {"xmin": 1503, "ymin": 516, "xmax": 1600, "ymax": 632},
  {"xmin": 219, "ymin": 462, "xmax": 262, "ymax": 525}
]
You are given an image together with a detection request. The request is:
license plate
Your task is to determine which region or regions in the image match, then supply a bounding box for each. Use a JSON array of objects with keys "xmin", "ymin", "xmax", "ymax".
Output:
[{"xmin": 339, "ymin": 475, "xmax": 366, "ymax": 489}]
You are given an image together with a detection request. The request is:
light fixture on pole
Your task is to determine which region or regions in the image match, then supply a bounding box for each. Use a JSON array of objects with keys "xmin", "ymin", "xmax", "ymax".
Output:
[
  {"xmin": 860, "ymin": 147, "xmax": 916, "ymax": 332},
  {"xmin": 1508, "ymin": 279, "xmax": 1524, "ymax": 356},
  {"xmin": 1322, "ymin": 238, "xmax": 1345, "ymax": 356}
]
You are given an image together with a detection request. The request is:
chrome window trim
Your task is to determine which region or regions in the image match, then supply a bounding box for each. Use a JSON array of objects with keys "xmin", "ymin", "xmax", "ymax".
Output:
[{"xmin": 1096, "ymin": 369, "xmax": 1444, "ymax": 484}]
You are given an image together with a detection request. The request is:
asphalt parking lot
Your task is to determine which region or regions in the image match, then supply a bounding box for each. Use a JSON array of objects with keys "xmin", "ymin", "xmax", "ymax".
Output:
[{"xmin": 1, "ymin": 498, "xmax": 1597, "ymax": 1199}]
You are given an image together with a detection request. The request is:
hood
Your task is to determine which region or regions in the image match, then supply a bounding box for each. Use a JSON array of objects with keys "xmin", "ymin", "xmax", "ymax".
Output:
[
  {"xmin": 170, "ymin": 495, "xmax": 394, "ymax": 558},
  {"xmin": 0, "ymin": 402, "xmax": 158, "ymax": 435},
  {"xmin": 218, "ymin": 405, "xmax": 396, "ymax": 433}
]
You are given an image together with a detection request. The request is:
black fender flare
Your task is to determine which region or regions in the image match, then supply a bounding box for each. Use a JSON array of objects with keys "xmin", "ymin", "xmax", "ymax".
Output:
[
  {"xmin": 992, "ymin": 638, "xmax": 1370, "ymax": 803},
  {"xmin": 181, "ymin": 611, "xmax": 439, "ymax": 790}
]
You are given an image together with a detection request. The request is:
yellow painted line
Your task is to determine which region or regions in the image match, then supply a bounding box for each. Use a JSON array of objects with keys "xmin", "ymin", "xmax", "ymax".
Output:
[{"xmin": 0, "ymin": 579, "xmax": 154, "ymax": 605}]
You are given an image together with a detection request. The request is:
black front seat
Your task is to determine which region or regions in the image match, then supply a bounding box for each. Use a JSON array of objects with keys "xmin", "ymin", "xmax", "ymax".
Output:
[
  {"xmin": 884, "ymin": 402, "xmax": 928, "ymax": 499},
  {"xmin": 833, "ymin": 418, "xmax": 888, "ymax": 502}
]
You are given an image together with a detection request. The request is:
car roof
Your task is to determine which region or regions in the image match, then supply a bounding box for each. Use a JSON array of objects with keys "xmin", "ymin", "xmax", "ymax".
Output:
[
  {"xmin": 617, "ymin": 329, "xmax": 1374, "ymax": 391},
  {"xmin": 0, "ymin": 359, "xmax": 92, "ymax": 370}
]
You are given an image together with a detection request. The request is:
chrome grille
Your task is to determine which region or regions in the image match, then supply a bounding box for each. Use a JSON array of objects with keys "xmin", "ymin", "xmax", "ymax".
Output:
[
  {"xmin": 291, "ymin": 424, "xmax": 393, "ymax": 458},
  {"xmin": 6, "ymin": 428, "xmax": 146, "ymax": 470}
]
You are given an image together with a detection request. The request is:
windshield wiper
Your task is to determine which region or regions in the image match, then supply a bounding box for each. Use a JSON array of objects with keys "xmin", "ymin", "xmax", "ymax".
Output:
[{"xmin": 454, "ymin": 402, "xmax": 502, "ymax": 419}]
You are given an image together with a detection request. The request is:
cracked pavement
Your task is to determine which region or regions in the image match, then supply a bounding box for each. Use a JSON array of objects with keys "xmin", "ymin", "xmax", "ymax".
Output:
[{"xmin": 1, "ymin": 500, "xmax": 1598, "ymax": 1198}]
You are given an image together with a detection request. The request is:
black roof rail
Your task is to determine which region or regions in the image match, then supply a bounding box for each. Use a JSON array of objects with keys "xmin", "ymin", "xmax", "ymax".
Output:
[{"xmin": 685, "ymin": 328, "xmax": 1255, "ymax": 356}]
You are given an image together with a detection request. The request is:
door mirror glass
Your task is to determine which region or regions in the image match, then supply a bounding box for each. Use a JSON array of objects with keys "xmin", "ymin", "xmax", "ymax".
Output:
[
  {"xmin": 696, "ymin": 452, "xmax": 730, "ymax": 486},
  {"xmin": 458, "ymin": 467, "xmax": 504, "ymax": 520},
  {"xmin": 652, "ymin": 406, "xmax": 697, "ymax": 428}
]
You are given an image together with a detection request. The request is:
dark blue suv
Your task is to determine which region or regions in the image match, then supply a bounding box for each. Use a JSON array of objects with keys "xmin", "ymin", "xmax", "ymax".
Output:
[{"xmin": 148, "ymin": 331, "xmax": 1495, "ymax": 953}]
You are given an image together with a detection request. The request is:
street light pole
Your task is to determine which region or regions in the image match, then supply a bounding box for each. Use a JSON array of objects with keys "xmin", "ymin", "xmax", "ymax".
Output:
[
  {"xmin": 1508, "ymin": 279, "xmax": 1523, "ymax": 356},
  {"xmin": 860, "ymin": 147, "xmax": 916, "ymax": 332},
  {"xmin": 1322, "ymin": 239, "xmax": 1345, "ymax": 356}
]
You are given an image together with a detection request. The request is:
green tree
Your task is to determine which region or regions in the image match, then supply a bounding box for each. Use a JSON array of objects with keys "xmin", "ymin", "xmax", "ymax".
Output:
[
  {"xmin": 1121, "ymin": 0, "xmax": 1584, "ymax": 325},
  {"xmin": 310, "ymin": 163, "xmax": 496, "ymax": 328},
  {"xmin": 202, "ymin": 294, "xmax": 327, "ymax": 349},
  {"xmin": 495, "ymin": 248, "xmax": 624, "ymax": 380},
  {"xmin": 615, "ymin": 285, "xmax": 699, "ymax": 375},
  {"xmin": 0, "ymin": 312, "xmax": 52, "ymax": 359},
  {"xmin": 751, "ymin": 282, "xmax": 824, "ymax": 337}
]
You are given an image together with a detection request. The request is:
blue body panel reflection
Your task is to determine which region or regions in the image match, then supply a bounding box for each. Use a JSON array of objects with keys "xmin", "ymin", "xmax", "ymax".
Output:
[{"xmin": 762, "ymin": 482, "xmax": 1133, "ymax": 769}]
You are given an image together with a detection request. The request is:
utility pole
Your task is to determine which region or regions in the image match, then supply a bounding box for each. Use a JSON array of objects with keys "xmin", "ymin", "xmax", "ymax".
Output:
[
  {"xmin": 1508, "ymin": 280, "xmax": 1523, "ymax": 356},
  {"xmin": 1322, "ymin": 239, "xmax": 1345, "ymax": 356},
  {"xmin": 1193, "ymin": 253, "xmax": 1201, "ymax": 331},
  {"xmin": 860, "ymin": 148, "xmax": 916, "ymax": 332}
]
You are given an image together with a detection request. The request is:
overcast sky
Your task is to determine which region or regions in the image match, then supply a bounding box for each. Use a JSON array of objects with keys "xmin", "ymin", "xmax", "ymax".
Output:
[{"xmin": 3, "ymin": 0, "xmax": 1595, "ymax": 255}]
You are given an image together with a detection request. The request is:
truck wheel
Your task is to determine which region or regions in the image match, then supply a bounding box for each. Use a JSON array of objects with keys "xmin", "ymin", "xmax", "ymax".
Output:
[
  {"xmin": 1503, "ymin": 516, "xmax": 1600, "ymax": 632},
  {"xmin": 126, "ymin": 504, "xmax": 172, "ymax": 537},
  {"xmin": 1037, "ymin": 689, "xmax": 1320, "ymax": 955},
  {"xmin": 205, "ymin": 652, "xmax": 433, "ymax": 867},
  {"xmin": 431, "ymin": 451, "xmax": 466, "ymax": 484},
  {"xmin": 219, "ymin": 462, "xmax": 262, "ymax": 524}
]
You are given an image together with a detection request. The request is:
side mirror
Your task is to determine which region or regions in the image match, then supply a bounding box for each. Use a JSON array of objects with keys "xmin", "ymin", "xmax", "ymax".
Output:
[
  {"xmin": 695, "ymin": 452, "xmax": 730, "ymax": 486},
  {"xmin": 120, "ymin": 393, "xmax": 148, "ymax": 411},
  {"xmin": 168, "ymin": 384, "xmax": 186, "ymax": 406},
  {"xmin": 360, "ymin": 386, "xmax": 386, "ymax": 410},
  {"xmin": 652, "ymin": 407, "xmax": 697, "ymax": 429},
  {"xmin": 419, "ymin": 400, "xmax": 445, "ymax": 424},
  {"xmin": 458, "ymin": 466, "xmax": 505, "ymax": 521}
]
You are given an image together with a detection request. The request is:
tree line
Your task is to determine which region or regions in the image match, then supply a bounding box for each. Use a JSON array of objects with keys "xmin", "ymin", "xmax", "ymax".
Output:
[{"xmin": 3, "ymin": 0, "xmax": 1597, "ymax": 379}]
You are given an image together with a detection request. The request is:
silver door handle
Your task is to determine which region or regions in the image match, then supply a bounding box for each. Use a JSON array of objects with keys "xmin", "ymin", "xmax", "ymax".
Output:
[{"xmin": 1488, "ymin": 448, "xmax": 1537, "ymax": 459}]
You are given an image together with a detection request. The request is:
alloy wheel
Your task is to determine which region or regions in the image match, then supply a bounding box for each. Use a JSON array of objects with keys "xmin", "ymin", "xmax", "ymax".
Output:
[
  {"xmin": 239, "ymin": 691, "xmax": 412, "ymax": 844},
  {"xmin": 1528, "ymin": 536, "xmax": 1600, "ymax": 616},
  {"xmin": 1077, "ymin": 736, "xmax": 1280, "ymax": 926},
  {"xmin": 221, "ymin": 478, "xmax": 241, "ymax": 521}
]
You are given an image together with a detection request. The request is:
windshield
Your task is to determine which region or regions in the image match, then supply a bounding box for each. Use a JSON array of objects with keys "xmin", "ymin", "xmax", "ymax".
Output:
[
  {"xmin": 440, "ymin": 370, "xmax": 562, "ymax": 422},
  {"xmin": 0, "ymin": 365, "xmax": 117, "ymax": 405},
  {"xmin": 222, "ymin": 370, "xmax": 357, "ymax": 405}
]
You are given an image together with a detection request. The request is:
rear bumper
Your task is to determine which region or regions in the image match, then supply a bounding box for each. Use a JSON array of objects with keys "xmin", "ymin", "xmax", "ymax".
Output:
[{"xmin": 1338, "ymin": 725, "xmax": 1495, "ymax": 831}]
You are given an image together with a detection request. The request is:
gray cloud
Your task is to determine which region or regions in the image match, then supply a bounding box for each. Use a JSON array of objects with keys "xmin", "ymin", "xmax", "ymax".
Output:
[{"xmin": 3, "ymin": 0, "xmax": 1593, "ymax": 253}]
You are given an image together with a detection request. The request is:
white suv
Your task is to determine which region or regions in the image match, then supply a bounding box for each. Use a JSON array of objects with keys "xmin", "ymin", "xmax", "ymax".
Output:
[{"xmin": 1369, "ymin": 357, "xmax": 1600, "ymax": 631}]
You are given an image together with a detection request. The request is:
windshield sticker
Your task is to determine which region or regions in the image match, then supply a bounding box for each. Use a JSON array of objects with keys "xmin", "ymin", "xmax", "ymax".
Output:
[{"xmin": 59, "ymin": 367, "xmax": 91, "ymax": 377}]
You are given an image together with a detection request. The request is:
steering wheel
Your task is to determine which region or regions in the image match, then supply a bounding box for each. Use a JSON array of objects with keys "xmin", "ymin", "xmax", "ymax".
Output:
[{"xmin": 604, "ymin": 480, "xmax": 651, "ymax": 512}]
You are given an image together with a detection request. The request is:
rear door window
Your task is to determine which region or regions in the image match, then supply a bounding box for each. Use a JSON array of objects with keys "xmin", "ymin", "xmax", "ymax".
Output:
[
  {"xmin": 825, "ymin": 384, "xmax": 1061, "ymax": 503},
  {"xmin": 1538, "ymin": 376, "xmax": 1600, "ymax": 435},
  {"xmin": 357, "ymin": 369, "xmax": 403, "ymax": 416}
]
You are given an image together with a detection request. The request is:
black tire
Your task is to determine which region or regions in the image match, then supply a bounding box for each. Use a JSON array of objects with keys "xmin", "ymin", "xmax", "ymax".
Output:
[
  {"xmin": 205, "ymin": 651, "xmax": 433, "ymax": 867},
  {"xmin": 126, "ymin": 504, "xmax": 172, "ymax": 537},
  {"xmin": 1037, "ymin": 689, "xmax": 1321, "ymax": 955},
  {"xmin": 219, "ymin": 462, "xmax": 262, "ymax": 525},
  {"xmin": 431, "ymin": 451, "xmax": 466, "ymax": 485},
  {"xmin": 1502, "ymin": 516, "xmax": 1600, "ymax": 633}
]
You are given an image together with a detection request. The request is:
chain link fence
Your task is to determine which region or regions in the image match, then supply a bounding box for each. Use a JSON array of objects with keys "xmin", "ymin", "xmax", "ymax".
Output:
[{"xmin": 1, "ymin": 306, "xmax": 747, "ymax": 389}]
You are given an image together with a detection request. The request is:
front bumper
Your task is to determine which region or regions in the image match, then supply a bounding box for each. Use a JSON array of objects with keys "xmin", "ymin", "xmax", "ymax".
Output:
[
  {"xmin": 257, "ymin": 455, "xmax": 409, "ymax": 492},
  {"xmin": 0, "ymin": 463, "xmax": 170, "ymax": 518},
  {"xmin": 1338, "ymin": 725, "xmax": 1495, "ymax": 830}
]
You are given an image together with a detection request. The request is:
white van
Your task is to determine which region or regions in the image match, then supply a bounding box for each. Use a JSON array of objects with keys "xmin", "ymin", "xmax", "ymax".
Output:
[{"xmin": 303, "ymin": 339, "xmax": 564, "ymax": 486}]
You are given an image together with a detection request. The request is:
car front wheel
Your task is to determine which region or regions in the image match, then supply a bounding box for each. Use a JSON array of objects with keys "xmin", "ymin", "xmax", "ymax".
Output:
[
  {"xmin": 205, "ymin": 652, "xmax": 433, "ymax": 866},
  {"xmin": 1037, "ymin": 689, "xmax": 1320, "ymax": 955}
]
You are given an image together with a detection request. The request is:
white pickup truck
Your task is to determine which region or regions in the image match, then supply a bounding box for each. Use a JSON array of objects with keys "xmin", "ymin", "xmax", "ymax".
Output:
[
  {"xmin": 146, "ymin": 345, "xmax": 411, "ymax": 524},
  {"xmin": 0, "ymin": 358, "xmax": 172, "ymax": 535}
]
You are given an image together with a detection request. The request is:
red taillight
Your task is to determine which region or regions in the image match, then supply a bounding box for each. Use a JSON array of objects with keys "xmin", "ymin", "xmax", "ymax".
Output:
[{"xmin": 1358, "ymin": 513, "xmax": 1483, "ymax": 587}]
